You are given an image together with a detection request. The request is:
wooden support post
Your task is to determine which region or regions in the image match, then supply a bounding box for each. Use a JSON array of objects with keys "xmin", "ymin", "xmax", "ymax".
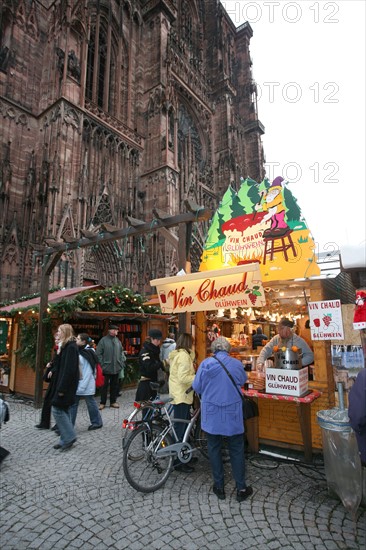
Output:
[
  {"xmin": 309, "ymin": 280, "xmax": 334, "ymax": 406},
  {"xmin": 195, "ymin": 311, "xmax": 207, "ymax": 367},
  {"xmin": 296, "ymin": 402, "xmax": 313, "ymax": 463},
  {"xmin": 178, "ymin": 222, "xmax": 192, "ymax": 335},
  {"xmin": 34, "ymin": 252, "xmax": 62, "ymax": 408}
]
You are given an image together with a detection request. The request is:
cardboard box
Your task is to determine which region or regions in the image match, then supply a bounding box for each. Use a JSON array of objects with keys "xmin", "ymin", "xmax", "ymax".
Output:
[{"xmin": 265, "ymin": 367, "xmax": 309, "ymax": 397}]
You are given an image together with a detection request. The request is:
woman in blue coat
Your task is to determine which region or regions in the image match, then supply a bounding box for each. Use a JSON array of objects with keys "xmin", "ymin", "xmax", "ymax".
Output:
[
  {"xmin": 193, "ymin": 337, "xmax": 253, "ymax": 502},
  {"xmin": 70, "ymin": 333, "xmax": 103, "ymax": 431}
]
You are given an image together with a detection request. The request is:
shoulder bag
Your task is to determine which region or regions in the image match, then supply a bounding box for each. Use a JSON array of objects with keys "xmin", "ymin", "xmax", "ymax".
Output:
[
  {"xmin": 95, "ymin": 363, "xmax": 105, "ymax": 389},
  {"xmin": 214, "ymin": 357, "xmax": 259, "ymax": 420}
]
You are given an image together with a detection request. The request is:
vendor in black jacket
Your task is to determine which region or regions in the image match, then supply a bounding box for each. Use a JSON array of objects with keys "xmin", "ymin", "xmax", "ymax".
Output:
[{"xmin": 135, "ymin": 329, "xmax": 165, "ymax": 401}]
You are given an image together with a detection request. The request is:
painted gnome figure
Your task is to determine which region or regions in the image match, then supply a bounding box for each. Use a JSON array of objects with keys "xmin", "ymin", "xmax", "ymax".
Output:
[{"xmin": 255, "ymin": 176, "xmax": 290, "ymax": 238}]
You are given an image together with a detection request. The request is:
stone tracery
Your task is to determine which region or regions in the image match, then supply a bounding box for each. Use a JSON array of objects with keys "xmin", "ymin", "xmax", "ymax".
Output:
[{"xmin": 0, "ymin": 0, "xmax": 265, "ymax": 300}]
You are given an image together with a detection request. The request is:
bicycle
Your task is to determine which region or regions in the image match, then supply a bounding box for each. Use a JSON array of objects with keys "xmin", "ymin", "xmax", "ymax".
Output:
[
  {"xmin": 122, "ymin": 382, "xmax": 174, "ymax": 448},
  {"xmin": 122, "ymin": 387, "xmax": 208, "ymax": 493}
]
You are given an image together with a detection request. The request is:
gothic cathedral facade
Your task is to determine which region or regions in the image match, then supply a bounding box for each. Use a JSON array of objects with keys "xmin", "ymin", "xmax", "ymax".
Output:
[{"xmin": 0, "ymin": 0, "xmax": 265, "ymax": 302}]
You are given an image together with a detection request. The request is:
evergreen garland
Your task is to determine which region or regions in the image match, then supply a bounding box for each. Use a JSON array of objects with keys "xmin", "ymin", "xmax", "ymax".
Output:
[
  {"xmin": 9, "ymin": 285, "xmax": 161, "ymax": 371},
  {"xmin": 15, "ymin": 317, "xmax": 54, "ymax": 370}
]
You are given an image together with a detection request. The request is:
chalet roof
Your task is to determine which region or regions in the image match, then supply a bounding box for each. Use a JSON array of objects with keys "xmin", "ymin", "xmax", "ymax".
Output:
[{"xmin": 0, "ymin": 285, "xmax": 103, "ymax": 314}]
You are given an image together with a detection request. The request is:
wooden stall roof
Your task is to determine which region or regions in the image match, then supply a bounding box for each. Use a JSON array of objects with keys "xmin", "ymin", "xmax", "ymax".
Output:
[
  {"xmin": 70, "ymin": 311, "xmax": 173, "ymax": 321},
  {"xmin": 0, "ymin": 285, "xmax": 104, "ymax": 314}
]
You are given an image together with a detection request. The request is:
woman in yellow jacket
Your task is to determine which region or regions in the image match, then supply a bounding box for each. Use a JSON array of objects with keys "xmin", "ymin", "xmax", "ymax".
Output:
[{"xmin": 168, "ymin": 333, "xmax": 196, "ymax": 471}]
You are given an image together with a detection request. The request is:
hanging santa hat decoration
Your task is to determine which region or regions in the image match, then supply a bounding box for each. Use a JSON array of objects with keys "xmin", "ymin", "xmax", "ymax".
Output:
[{"xmin": 353, "ymin": 289, "xmax": 366, "ymax": 330}]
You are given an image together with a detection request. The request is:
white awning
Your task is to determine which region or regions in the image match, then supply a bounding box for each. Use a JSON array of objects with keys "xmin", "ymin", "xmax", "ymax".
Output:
[
  {"xmin": 150, "ymin": 263, "xmax": 265, "ymax": 313},
  {"xmin": 340, "ymin": 242, "xmax": 366, "ymax": 270}
]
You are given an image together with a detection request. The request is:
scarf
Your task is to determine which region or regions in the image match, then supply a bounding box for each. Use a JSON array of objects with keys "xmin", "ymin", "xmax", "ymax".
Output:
[{"xmin": 79, "ymin": 346, "xmax": 98, "ymax": 372}]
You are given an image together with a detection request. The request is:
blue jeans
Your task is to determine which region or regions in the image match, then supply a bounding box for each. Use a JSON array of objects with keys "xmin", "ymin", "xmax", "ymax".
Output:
[
  {"xmin": 206, "ymin": 432, "xmax": 246, "ymax": 490},
  {"xmin": 173, "ymin": 403, "xmax": 191, "ymax": 442},
  {"xmin": 52, "ymin": 406, "xmax": 77, "ymax": 446},
  {"xmin": 69, "ymin": 395, "xmax": 103, "ymax": 427}
]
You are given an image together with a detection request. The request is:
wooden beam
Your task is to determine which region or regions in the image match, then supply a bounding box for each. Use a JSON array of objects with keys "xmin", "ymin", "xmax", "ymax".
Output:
[
  {"xmin": 153, "ymin": 208, "xmax": 171, "ymax": 220},
  {"xmin": 34, "ymin": 206, "xmax": 212, "ymax": 404},
  {"xmin": 125, "ymin": 216, "xmax": 145, "ymax": 227},
  {"xmin": 62, "ymin": 235, "xmax": 79, "ymax": 243},
  {"xmin": 157, "ymin": 227, "xmax": 179, "ymax": 248},
  {"xmin": 184, "ymin": 198, "xmax": 204, "ymax": 214},
  {"xmin": 38, "ymin": 209, "xmax": 211, "ymax": 256},
  {"xmin": 101, "ymin": 223, "xmax": 119, "ymax": 232},
  {"xmin": 80, "ymin": 229, "xmax": 97, "ymax": 238}
]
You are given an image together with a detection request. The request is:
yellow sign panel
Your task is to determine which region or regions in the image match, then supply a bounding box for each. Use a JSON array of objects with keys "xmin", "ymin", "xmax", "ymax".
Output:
[
  {"xmin": 199, "ymin": 177, "xmax": 320, "ymax": 282},
  {"xmin": 150, "ymin": 264, "xmax": 265, "ymax": 314}
]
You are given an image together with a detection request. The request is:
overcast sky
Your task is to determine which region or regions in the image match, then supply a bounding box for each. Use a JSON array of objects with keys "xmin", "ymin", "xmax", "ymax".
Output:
[{"xmin": 221, "ymin": 0, "xmax": 365, "ymax": 253}]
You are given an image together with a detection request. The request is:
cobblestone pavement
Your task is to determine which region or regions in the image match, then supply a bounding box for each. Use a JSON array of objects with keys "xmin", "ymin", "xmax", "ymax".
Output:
[{"xmin": 1, "ymin": 389, "xmax": 365, "ymax": 550}]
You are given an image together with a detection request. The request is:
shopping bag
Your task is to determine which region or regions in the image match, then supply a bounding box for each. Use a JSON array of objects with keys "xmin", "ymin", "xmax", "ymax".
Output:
[{"xmin": 95, "ymin": 364, "xmax": 105, "ymax": 389}]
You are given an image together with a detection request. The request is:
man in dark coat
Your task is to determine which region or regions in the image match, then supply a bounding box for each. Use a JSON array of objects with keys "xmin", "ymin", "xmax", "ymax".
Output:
[
  {"xmin": 135, "ymin": 329, "xmax": 165, "ymax": 402},
  {"xmin": 348, "ymin": 368, "xmax": 366, "ymax": 466},
  {"xmin": 96, "ymin": 325, "xmax": 126, "ymax": 409},
  {"xmin": 252, "ymin": 327, "xmax": 268, "ymax": 350}
]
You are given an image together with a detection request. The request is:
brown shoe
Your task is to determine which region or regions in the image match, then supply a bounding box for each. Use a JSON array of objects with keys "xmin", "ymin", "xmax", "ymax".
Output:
[
  {"xmin": 99, "ymin": 404, "xmax": 105, "ymax": 410},
  {"xmin": 110, "ymin": 403, "xmax": 120, "ymax": 409}
]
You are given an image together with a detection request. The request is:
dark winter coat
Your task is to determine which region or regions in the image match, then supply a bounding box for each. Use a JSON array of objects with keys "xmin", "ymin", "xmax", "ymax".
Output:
[
  {"xmin": 51, "ymin": 340, "xmax": 80, "ymax": 409},
  {"xmin": 348, "ymin": 369, "xmax": 366, "ymax": 465},
  {"xmin": 252, "ymin": 328, "xmax": 268, "ymax": 350},
  {"xmin": 96, "ymin": 335, "xmax": 126, "ymax": 375},
  {"xmin": 138, "ymin": 340, "xmax": 164, "ymax": 382}
]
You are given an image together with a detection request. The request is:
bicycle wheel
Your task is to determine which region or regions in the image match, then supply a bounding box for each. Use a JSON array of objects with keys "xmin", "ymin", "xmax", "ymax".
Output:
[
  {"xmin": 193, "ymin": 418, "xmax": 208, "ymax": 459},
  {"xmin": 123, "ymin": 424, "xmax": 174, "ymax": 493},
  {"xmin": 194, "ymin": 419, "xmax": 231, "ymax": 463},
  {"xmin": 122, "ymin": 404, "xmax": 157, "ymax": 449}
]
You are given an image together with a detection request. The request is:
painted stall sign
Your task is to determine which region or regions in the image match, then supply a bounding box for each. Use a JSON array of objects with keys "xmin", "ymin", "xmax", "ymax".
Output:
[
  {"xmin": 308, "ymin": 300, "xmax": 344, "ymax": 340},
  {"xmin": 199, "ymin": 176, "xmax": 320, "ymax": 283},
  {"xmin": 150, "ymin": 264, "xmax": 265, "ymax": 314}
]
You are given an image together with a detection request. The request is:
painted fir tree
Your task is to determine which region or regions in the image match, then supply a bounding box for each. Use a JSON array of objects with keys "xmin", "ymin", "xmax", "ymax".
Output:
[
  {"xmin": 237, "ymin": 177, "xmax": 262, "ymax": 214},
  {"xmin": 205, "ymin": 211, "xmax": 225, "ymax": 248},
  {"xmin": 283, "ymin": 187, "xmax": 302, "ymax": 223}
]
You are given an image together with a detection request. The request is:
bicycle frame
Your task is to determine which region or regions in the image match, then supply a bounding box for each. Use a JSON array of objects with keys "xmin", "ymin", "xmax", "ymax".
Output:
[
  {"xmin": 148, "ymin": 404, "xmax": 201, "ymax": 463},
  {"xmin": 122, "ymin": 396, "xmax": 173, "ymax": 447}
]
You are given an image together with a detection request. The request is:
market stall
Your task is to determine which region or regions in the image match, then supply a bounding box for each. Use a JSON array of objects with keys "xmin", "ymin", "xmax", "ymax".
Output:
[
  {"xmin": 0, "ymin": 286, "xmax": 172, "ymax": 397},
  {"xmin": 150, "ymin": 177, "xmax": 363, "ymax": 458}
]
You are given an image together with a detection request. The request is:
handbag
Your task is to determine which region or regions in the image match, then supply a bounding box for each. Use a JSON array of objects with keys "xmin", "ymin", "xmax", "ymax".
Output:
[
  {"xmin": 214, "ymin": 357, "xmax": 259, "ymax": 420},
  {"xmin": 95, "ymin": 363, "xmax": 105, "ymax": 389}
]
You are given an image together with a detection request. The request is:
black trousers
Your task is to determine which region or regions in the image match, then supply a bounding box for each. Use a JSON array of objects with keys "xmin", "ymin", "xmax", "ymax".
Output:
[
  {"xmin": 0, "ymin": 446, "xmax": 10, "ymax": 463},
  {"xmin": 135, "ymin": 380, "xmax": 157, "ymax": 402},
  {"xmin": 100, "ymin": 373, "xmax": 120, "ymax": 405},
  {"xmin": 38, "ymin": 381, "xmax": 56, "ymax": 428}
]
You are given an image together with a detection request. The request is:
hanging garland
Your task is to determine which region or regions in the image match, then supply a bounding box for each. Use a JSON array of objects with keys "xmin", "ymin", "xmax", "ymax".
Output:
[
  {"xmin": 2, "ymin": 285, "xmax": 161, "ymax": 319},
  {"xmin": 9, "ymin": 285, "xmax": 161, "ymax": 370},
  {"xmin": 15, "ymin": 317, "xmax": 54, "ymax": 370}
]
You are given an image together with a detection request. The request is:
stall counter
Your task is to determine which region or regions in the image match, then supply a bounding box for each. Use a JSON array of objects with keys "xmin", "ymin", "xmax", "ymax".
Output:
[{"xmin": 243, "ymin": 388, "xmax": 322, "ymax": 463}]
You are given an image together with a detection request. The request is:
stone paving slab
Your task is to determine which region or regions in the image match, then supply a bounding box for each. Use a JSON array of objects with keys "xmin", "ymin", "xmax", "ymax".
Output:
[{"xmin": 0, "ymin": 389, "xmax": 365, "ymax": 550}]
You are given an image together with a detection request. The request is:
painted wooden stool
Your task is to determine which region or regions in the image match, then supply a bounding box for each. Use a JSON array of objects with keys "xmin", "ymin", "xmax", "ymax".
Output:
[{"xmin": 263, "ymin": 230, "xmax": 297, "ymax": 265}]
